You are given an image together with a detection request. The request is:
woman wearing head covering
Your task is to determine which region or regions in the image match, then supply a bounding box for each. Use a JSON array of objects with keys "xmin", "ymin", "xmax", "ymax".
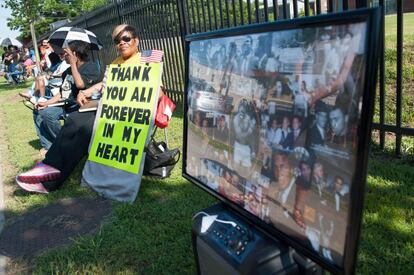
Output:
[{"xmin": 16, "ymin": 24, "xmax": 164, "ymax": 194}]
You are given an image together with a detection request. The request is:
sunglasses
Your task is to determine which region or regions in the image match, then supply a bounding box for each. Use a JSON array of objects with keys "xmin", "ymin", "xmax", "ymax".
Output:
[{"xmin": 114, "ymin": 35, "xmax": 133, "ymax": 45}]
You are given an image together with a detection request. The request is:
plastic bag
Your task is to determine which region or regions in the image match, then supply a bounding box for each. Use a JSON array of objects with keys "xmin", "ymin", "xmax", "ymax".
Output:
[{"xmin": 155, "ymin": 95, "xmax": 176, "ymax": 128}]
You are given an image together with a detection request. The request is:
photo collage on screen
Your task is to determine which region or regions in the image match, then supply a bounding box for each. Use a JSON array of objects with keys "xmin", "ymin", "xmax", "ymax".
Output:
[{"xmin": 185, "ymin": 22, "xmax": 367, "ymax": 266}]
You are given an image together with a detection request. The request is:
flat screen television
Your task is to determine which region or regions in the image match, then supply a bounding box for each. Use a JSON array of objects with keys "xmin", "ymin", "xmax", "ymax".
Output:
[{"xmin": 182, "ymin": 8, "xmax": 381, "ymax": 274}]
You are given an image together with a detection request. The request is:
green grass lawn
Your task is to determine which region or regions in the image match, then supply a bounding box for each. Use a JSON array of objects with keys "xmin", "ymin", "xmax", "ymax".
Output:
[
  {"xmin": 384, "ymin": 12, "xmax": 414, "ymax": 37},
  {"xmin": 0, "ymin": 79, "xmax": 412, "ymax": 274}
]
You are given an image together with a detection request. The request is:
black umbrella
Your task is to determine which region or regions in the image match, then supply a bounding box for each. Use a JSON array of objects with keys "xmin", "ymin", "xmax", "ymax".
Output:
[{"xmin": 47, "ymin": 27, "xmax": 103, "ymax": 50}]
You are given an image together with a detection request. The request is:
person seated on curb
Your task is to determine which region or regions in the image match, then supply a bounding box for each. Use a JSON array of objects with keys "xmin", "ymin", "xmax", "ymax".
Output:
[
  {"xmin": 16, "ymin": 24, "xmax": 165, "ymax": 194},
  {"xmin": 32, "ymin": 41, "xmax": 100, "ymax": 154}
]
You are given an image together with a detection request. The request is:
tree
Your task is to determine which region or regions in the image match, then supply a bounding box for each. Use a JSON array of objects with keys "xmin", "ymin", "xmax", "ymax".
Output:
[{"xmin": 1, "ymin": 0, "xmax": 109, "ymax": 41}]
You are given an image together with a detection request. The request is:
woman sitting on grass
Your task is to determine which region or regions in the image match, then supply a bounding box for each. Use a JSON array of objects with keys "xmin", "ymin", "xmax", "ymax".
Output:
[{"xmin": 16, "ymin": 24, "xmax": 165, "ymax": 193}]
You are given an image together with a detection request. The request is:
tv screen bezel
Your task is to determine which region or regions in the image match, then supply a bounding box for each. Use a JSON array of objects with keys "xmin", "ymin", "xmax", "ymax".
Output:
[{"xmin": 182, "ymin": 8, "xmax": 381, "ymax": 274}]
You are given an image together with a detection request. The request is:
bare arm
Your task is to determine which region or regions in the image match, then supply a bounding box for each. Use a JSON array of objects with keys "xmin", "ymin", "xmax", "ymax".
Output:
[
  {"xmin": 76, "ymin": 82, "xmax": 103, "ymax": 106},
  {"xmin": 36, "ymin": 93, "xmax": 62, "ymax": 109},
  {"xmin": 64, "ymin": 48, "xmax": 86, "ymax": 89},
  {"xmin": 310, "ymin": 53, "xmax": 356, "ymax": 106}
]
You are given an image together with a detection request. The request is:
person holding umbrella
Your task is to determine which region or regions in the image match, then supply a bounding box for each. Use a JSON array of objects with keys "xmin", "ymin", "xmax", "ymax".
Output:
[
  {"xmin": 16, "ymin": 24, "xmax": 165, "ymax": 194},
  {"xmin": 33, "ymin": 40, "xmax": 100, "ymax": 153}
]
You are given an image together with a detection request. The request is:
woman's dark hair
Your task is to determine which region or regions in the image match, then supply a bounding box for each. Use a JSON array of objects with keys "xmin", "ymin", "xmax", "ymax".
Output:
[
  {"xmin": 48, "ymin": 52, "xmax": 61, "ymax": 68},
  {"xmin": 68, "ymin": 40, "xmax": 90, "ymax": 61}
]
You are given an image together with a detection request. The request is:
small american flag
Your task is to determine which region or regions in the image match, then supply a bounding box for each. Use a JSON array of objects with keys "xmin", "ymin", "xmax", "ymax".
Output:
[{"xmin": 141, "ymin": 49, "xmax": 164, "ymax": 63}]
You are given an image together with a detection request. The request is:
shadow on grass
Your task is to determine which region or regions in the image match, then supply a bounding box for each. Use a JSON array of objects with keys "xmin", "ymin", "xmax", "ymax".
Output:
[
  {"xmin": 370, "ymin": 142, "xmax": 414, "ymax": 165},
  {"xmin": 172, "ymin": 101, "xmax": 184, "ymax": 119},
  {"xmin": 358, "ymin": 157, "xmax": 414, "ymax": 273},
  {"xmin": 0, "ymin": 80, "xmax": 32, "ymax": 92},
  {"xmin": 367, "ymin": 155, "xmax": 414, "ymax": 185},
  {"xmin": 3, "ymin": 169, "xmax": 215, "ymax": 274},
  {"xmin": 0, "ymin": 82, "xmax": 14, "ymax": 91},
  {"xmin": 28, "ymin": 139, "xmax": 42, "ymax": 151},
  {"xmin": 366, "ymin": 157, "xmax": 413, "ymax": 217}
]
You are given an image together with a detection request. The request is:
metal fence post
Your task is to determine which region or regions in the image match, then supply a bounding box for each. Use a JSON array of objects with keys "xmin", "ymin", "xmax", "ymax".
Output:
[
  {"xmin": 379, "ymin": 0, "xmax": 385, "ymax": 149},
  {"xmin": 177, "ymin": 0, "xmax": 190, "ymax": 43},
  {"xmin": 396, "ymin": 0, "xmax": 403, "ymax": 155},
  {"xmin": 115, "ymin": 0, "xmax": 122, "ymax": 24},
  {"xmin": 355, "ymin": 0, "xmax": 368, "ymax": 8}
]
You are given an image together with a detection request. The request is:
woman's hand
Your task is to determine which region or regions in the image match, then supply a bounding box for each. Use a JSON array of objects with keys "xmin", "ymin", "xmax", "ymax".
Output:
[
  {"xmin": 77, "ymin": 91, "xmax": 89, "ymax": 106},
  {"xmin": 64, "ymin": 48, "xmax": 78, "ymax": 66},
  {"xmin": 36, "ymin": 101, "xmax": 48, "ymax": 110}
]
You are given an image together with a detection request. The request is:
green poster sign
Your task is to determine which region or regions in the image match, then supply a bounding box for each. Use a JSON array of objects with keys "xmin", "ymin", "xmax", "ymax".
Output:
[{"xmin": 88, "ymin": 63, "xmax": 162, "ymax": 173}]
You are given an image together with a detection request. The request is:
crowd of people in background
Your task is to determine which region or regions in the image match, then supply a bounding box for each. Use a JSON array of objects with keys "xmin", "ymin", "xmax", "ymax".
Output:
[
  {"xmin": 1, "ymin": 45, "xmax": 32, "ymax": 84},
  {"xmin": 0, "ymin": 40, "xmax": 58, "ymax": 84}
]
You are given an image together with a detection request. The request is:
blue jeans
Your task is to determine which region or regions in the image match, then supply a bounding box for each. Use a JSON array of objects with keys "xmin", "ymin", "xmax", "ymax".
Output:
[
  {"xmin": 33, "ymin": 107, "xmax": 65, "ymax": 150},
  {"xmin": 7, "ymin": 63, "xmax": 20, "ymax": 84}
]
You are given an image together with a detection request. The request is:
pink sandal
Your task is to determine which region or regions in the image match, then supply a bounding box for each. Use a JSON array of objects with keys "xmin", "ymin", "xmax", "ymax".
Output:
[
  {"xmin": 15, "ymin": 177, "xmax": 49, "ymax": 194},
  {"xmin": 17, "ymin": 162, "xmax": 61, "ymax": 183}
]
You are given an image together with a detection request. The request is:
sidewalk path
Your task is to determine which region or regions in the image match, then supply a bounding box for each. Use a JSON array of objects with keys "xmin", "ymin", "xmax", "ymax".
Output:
[
  {"xmin": 0, "ymin": 167, "xmax": 6, "ymax": 275},
  {"xmin": 0, "ymin": 167, "xmax": 5, "ymax": 233}
]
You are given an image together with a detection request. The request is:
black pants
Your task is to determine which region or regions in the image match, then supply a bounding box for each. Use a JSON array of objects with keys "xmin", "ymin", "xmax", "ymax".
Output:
[{"xmin": 42, "ymin": 111, "xmax": 97, "ymax": 191}]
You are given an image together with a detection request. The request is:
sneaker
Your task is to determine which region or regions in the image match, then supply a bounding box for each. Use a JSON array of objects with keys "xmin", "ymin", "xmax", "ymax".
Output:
[
  {"xmin": 17, "ymin": 162, "xmax": 61, "ymax": 183},
  {"xmin": 15, "ymin": 177, "xmax": 49, "ymax": 194}
]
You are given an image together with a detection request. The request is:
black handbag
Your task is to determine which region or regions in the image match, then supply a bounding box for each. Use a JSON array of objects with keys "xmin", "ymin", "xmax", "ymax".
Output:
[{"xmin": 143, "ymin": 139, "xmax": 180, "ymax": 178}]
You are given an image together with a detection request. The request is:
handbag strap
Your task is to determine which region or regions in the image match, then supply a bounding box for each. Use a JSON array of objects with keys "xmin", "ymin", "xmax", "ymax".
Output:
[{"xmin": 168, "ymin": 148, "xmax": 181, "ymax": 166}]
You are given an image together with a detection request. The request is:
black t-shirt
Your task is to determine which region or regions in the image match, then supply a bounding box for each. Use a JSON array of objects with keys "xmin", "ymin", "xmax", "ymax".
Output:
[{"xmin": 61, "ymin": 61, "xmax": 100, "ymax": 103}]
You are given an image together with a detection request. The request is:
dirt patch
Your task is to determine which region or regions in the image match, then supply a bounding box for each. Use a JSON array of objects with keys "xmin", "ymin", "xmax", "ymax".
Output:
[
  {"xmin": 0, "ymin": 82, "xmax": 27, "ymax": 104},
  {"xmin": 0, "ymin": 83, "xmax": 40, "ymax": 273},
  {"xmin": 0, "ymin": 83, "xmax": 41, "ymax": 199},
  {"xmin": 0, "ymin": 106, "xmax": 19, "ymax": 202}
]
